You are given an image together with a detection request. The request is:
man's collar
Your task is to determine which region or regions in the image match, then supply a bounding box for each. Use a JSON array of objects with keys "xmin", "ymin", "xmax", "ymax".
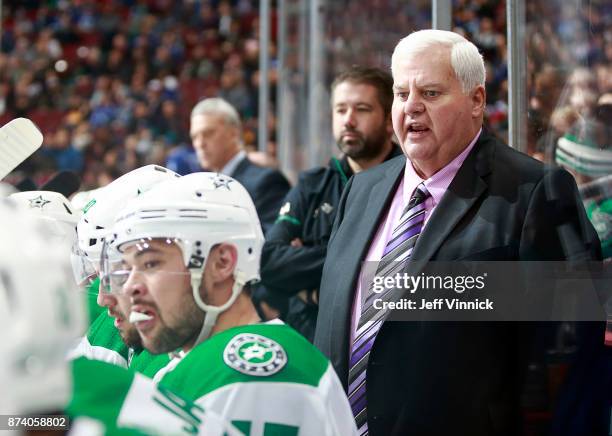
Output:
[
  {"xmin": 221, "ymin": 150, "xmax": 247, "ymax": 176},
  {"xmin": 333, "ymin": 142, "xmax": 402, "ymax": 183}
]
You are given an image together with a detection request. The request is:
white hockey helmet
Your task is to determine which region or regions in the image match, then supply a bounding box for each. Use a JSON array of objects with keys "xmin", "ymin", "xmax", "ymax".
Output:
[
  {"xmin": 70, "ymin": 186, "xmax": 103, "ymax": 212},
  {"xmin": 9, "ymin": 191, "xmax": 85, "ymax": 284},
  {"xmin": 9, "ymin": 190, "xmax": 79, "ymax": 243},
  {"xmin": 0, "ymin": 200, "xmax": 86, "ymax": 415},
  {"xmin": 76, "ymin": 165, "xmax": 180, "ymax": 270},
  {"xmin": 0, "ymin": 182, "xmax": 17, "ymax": 197},
  {"xmin": 105, "ymin": 172, "xmax": 263, "ymax": 343}
]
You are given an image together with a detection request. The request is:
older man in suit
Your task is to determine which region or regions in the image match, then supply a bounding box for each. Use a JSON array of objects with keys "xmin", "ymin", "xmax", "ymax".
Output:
[
  {"xmin": 190, "ymin": 98, "xmax": 290, "ymax": 234},
  {"xmin": 314, "ymin": 30, "xmax": 602, "ymax": 436}
]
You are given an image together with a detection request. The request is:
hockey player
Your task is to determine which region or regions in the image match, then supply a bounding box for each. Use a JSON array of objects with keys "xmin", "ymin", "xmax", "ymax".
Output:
[
  {"xmin": 0, "ymin": 198, "xmax": 87, "ymax": 429},
  {"xmin": 101, "ymin": 172, "xmax": 358, "ymax": 435},
  {"xmin": 8, "ymin": 190, "xmax": 79, "ymax": 245},
  {"xmin": 7, "ymin": 190, "xmax": 105, "ymax": 324},
  {"xmin": 0, "ymin": 200, "xmax": 239, "ymax": 435},
  {"xmin": 71, "ymin": 165, "xmax": 178, "ymax": 376}
]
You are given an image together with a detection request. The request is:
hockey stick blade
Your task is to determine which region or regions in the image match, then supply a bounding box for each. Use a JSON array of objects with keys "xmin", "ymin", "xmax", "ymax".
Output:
[{"xmin": 0, "ymin": 118, "xmax": 44, "ymax": 180}]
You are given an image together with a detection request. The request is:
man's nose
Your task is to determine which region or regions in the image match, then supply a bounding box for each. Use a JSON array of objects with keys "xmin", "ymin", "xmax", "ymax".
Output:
[
  {"xmin": 343, "ymin": 108, "xmax": 357, "ymax": 128},
  {"xmin": 404, "ymin": 92, "xmax": 425, "ymax": 115},
  {"xmin": 123, "ymin": 270, "xmax": 146, "ymax": 299},
  {"xmin": 193, "ymin": 136, "xmax": 204, "ymax": 150},
  {"xmin": 97, "ymin": 290, "xmax": 118, "ymax": 309}
]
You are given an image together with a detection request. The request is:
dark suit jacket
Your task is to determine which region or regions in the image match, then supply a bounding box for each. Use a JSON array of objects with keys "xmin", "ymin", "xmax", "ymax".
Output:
[
  {"xmin": 314, "ymin": 132, "xmax": 602, "ymax": 436},
  {"xmin": 230, "ymin": 157, "xmax": 290, "ymax": 234}
]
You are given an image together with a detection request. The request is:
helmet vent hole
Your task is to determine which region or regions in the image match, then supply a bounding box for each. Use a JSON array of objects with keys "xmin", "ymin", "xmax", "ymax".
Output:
[
  {"xmin": 196, "ymin": 191, "xmax": 202, "ymax": 198},
  {"xmin": 195, "ymin": 241, "xmax": 201, "ymax": 246},
  {"xmin": 248, "ymin": 247, "xmax": 253, "ymax": 254}
]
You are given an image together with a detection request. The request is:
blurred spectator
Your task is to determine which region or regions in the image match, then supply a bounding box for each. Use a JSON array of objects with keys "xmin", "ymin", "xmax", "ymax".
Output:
[
  {"xmin": 0, "ymin": 0, "xmax": 608, "ymax": 190},
  {"xmin": 555, "ymin": 111, "xmax": 612, "ymax": 259},
  {"xmin": 1, "ymin": 0, "xmax": 270, "ymax": 189},
  {"xmin": 41, "ymin": 126, "xmax": 83, "ymax": 173},
  {"xmin": 165, "ymin": 144, "xmax": 201, "ymax": 175}
]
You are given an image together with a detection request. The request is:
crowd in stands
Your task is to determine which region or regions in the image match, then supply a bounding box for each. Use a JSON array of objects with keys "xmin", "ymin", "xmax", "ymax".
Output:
[
  {"xmin": 1, "ymin": 0, "xmax": 264, "ymax": 189},
  {"xmin": 1, "ymin": 0, "xmax": 610, "ymax": 189},
  {"xmin": 525, "ymin": 1, "xmax": 611, "ymax": 160}
]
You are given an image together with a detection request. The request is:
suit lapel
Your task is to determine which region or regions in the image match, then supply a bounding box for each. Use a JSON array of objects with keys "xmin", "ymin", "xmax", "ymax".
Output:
[
  {"xmin": 359, "ymin": 160, "xmax": 406, "ymax": 258},
  {"xmin": 230, "ymin": 157, "xmax": 248, "ymax": 179},
  {"xmin": 407, "ymin": 134, "xmax": 494, "ymax": 272},
  {"xmin": 330, "ymin": 157, "xmax": 405, "ymax": 378}
]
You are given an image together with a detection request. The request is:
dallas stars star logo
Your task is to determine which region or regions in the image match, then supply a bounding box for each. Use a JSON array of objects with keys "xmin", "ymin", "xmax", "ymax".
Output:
[
  {"xmin": 241, "ymin": 343, "xmax": 269, "ymax": 361},
  {"xmin": 29, "ymin": 195, "xmax": 50, "ymax": 209},
  {"xmin": 223, "ymin": 333, "xmax": 287, "ymax": 376},
  {"xmin": 209, "ymin": 174, "xmax": 234, "ymax": 190}
]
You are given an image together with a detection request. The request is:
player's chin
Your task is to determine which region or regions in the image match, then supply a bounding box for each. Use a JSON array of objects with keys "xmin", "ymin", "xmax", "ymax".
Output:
[
  {"xmin": 135, "ymin": 319, "xmax": 156, "ymax": 336},
  {"xmin": 121, "ymin": 329, "xmax": 142, "ymax": 349}
]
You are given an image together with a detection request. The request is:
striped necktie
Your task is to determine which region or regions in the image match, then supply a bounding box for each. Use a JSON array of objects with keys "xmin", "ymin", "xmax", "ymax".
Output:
[{"xmin": 348, "ymin": 183, "xmax": 430, "ymax": 435}]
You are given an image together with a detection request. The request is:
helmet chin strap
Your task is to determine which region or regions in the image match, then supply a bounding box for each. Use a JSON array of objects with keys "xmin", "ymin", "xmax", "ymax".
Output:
[{"xmin": 189, "ymin": 268, "xmax": 247, "ymax": 347}]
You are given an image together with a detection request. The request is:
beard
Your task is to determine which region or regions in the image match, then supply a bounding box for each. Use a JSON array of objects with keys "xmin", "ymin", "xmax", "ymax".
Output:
[
  {"xmin": 143, "ymin": 299, "xmax": 204, "ymax": 355},
  {"xmin": 336, "ymin": 125, "xmax": 389, "ymax": 161},
  {"xmin": 120, "ymin": 325, "xmax": 143, "ymax": 350}
]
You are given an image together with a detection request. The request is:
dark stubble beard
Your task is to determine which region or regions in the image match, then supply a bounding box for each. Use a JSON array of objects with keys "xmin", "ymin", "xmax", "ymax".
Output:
[
  {"xmin": 144, "ymin": 299, "xmax": 205, "ymax": 355},
  {"xmin": 336, "ymin": 125, "xmax": 389, "ymax": 162},
  {"xmin": 121, "ymin": 325, "xmax": 143, "ymax": 351}
]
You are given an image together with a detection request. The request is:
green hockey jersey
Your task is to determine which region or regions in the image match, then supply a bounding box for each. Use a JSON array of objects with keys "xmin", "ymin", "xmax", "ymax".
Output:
[
  {"xmin": 156, "ymin": 321, "xmax": 357, "ymax": 436},
  {"xmin": 70, "ymin": 310, "xmax": 130, "ymax": 368},
  {"xmin": 69, "ymin": 357, "xmax": 239, "ymax": 435},
  {"xmin": 67, "ymin": 322, "xmax": 356, "ymax": 435},
  {"xmin": 85, "ymin": 277, "xmax": 105, "ymax": 324},
  {"xmin": 70, "ymin": 297, "xmax": 169, "ymax": 378},
  {"xmin": 130, "ymin": 348, "xmax": 170, "ymax": 379}
]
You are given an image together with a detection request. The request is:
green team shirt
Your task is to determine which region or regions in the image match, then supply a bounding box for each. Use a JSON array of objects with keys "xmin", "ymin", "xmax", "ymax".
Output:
[
  {"xmin": 68, "ymin": 357, "xmax": 237, "ymax": 435},
  {"xmin": 70, "ymin": 310, "xmax": 131, "ymax": 367},
  {"xmin": 130, "ymin": 348, "xmax": 171, "ymax": 379},
  {"xmin": 71, "ymin": 275, "xmax": 169, "ymax": 377},
  {"xmin": 67, "ymin": 322, "xmax": 355, "ymax": 435},
  {"xmin": 70, "ymin": 309, "xmax": 170, "ymax": 378},
  {"xmin": 85, "ymin": 277, "xmax": 105, "ymax": 324},
  {"xmin": 586, "ymin": 198, "xmax": 611, "ymax": 260},
  {"xmin": 157, "ymin": 321, "xmax": 357, "ymax": 436}
]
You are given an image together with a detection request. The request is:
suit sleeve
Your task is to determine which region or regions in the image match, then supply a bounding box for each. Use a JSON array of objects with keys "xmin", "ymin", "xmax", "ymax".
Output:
[
  {"xmin": 519, "ymin": 166, "xmax": 607, "ymax": 435},
  {"xmin": 261, "ymin": 180, "xmax": 328, "ymax": 295},
  {"xmin": 313, "ymin": 176, "xmax": 354, "ymax": 350},
  {"xmin": 519, "ymin": 166, "xmax": 602, "ymax": 261},
  {"xmin": 251, "ymin": 170, "xmax": 290, "ymax": 235},
  {"xmin": 327, "ymin": 175, "xmax": 353, "ymax": 248}
]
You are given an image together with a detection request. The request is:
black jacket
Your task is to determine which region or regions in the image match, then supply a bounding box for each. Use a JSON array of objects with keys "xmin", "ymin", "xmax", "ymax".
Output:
[
  {"xmin": 231, "ymin": 157, "xmax": 291, "ymax": 234},
  {"xmin": 314, "ymin": 132, "xmax": 602, "ymax": 435}
]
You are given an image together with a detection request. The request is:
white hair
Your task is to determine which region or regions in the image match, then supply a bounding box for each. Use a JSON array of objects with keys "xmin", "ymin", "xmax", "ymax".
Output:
[
  {"xmin": 190, "ymin": 97, "xmax": 242, "ymax": 131},
  {"xmin": 391, "ymin": 29, "xmax": 486, "ymax": 94}
]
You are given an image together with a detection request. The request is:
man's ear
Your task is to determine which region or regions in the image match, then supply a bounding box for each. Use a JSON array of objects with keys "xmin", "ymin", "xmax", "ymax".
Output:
[
  {"xmin": 471, "ymin": 85, "xmax": 486, "ymax": 118},
  {"xmin": 209, "ymin": 243, "xmax": 238, "ymax": 283},
  {"xmin": 229, "ymin": 124, "xmax": 242, "ymax": 148},
  {"xmin": 386, "ymin": 114, "xmax": 394, "ymax": 137}
]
